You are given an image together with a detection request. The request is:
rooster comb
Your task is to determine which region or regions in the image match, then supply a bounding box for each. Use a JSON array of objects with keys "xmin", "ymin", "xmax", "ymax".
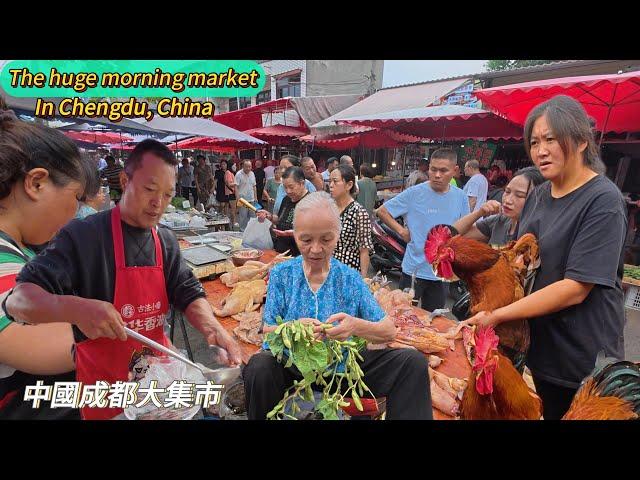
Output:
[
  {"xmin": 474, "ymin": 326, "xmax": 499, "ymax": 368},
  {"xmin": 424, "ymin": 224, "xmax": 456, "ymax": 263}
]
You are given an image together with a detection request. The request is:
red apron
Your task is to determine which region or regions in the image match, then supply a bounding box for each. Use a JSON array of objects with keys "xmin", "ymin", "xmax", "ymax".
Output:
[{"xmin": 75, "ymin": 206, "xmax": 170, "ymax": 420}]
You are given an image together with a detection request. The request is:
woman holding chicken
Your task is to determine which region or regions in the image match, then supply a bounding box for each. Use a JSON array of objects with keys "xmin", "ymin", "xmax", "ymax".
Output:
[{"xmin": 466, "ymin": 95, "xmax": 627, "ymax": 420}]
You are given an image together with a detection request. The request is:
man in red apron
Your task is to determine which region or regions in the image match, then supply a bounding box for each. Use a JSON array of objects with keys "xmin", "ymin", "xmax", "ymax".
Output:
[{"xmin": 7, "ymin": 140, "xmax": 242, "ymax": 420}]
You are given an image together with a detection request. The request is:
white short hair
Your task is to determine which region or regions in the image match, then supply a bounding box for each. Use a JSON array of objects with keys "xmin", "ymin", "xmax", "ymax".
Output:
[{"xmin": 293, "ymin": 191, "xmax": 341, "ymax": 234}]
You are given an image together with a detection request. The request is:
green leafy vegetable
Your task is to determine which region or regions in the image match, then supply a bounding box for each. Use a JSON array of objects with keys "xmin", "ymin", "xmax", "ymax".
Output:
[
  {"xmin": 624, "ymin": 265, "xmax": 640, "ymax": 280},
  {"xmin": 264, "ymin": 317, "xmax": 372, "ymax": 420}
]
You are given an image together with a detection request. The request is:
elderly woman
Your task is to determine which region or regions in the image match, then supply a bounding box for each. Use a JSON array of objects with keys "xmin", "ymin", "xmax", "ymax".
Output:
[
  {"xmin": 257, "ymin": 166, "xmax": 309, "ymax": 256},
  {"xmin": 466, "ymin": 95, "xmax": 627, "ymax": 419},
  {"xmin": 329, "ymin": 165, "xmax": 374, "ymax": 276},
  {"xmin": 244, "ymin": 191, "xmax": 432, "ymax": 420}
]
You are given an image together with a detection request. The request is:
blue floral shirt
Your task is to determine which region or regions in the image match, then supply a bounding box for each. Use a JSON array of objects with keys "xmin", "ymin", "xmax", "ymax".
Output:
[
  {"xmin": 75, "ymin": 203, "xmax": 98, "ymax": 219},
  {"xmin": 262, "ymin": 256, "xmax": 385, "ymax": 353}
]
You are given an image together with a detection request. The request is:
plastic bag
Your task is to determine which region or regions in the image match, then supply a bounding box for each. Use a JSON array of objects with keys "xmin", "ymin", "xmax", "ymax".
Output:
[
  {"xmin": 123, "ymin": 356, "xmax": 206, "ymax": 420},
  {"xmin": 242, "ymin": 217, "xmax": 274, "ymax": 250},
  {"xmin": 189, "ymin": 216, "xmax": 206, "ymax": 228}
]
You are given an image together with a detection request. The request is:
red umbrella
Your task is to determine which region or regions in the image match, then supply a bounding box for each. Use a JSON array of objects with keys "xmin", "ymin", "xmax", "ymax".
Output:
[
  {"xmin": 474, "ymin": 71, "xmax": 640, "ymax": 142},
  {"xmin": 167, "ymin": 137, "xmax": 242, "ymax": 153},
  {"xmin": 300, "ymin": 129, "xmax": 421, "ymax": 150},
  {"xmin": 338, "ymin": 105, "xmax": 523, "ymax": 140},
  {"xmin": 65, "ymin": 130, "xmax": 133, "ymax": 144},
  {"xmin": 243, "ymin": 124, "xmax": 308, "ymax": 146},
  {"xmin": 109, "ymin": 144, "xmax": 137, "ymax": 151}
]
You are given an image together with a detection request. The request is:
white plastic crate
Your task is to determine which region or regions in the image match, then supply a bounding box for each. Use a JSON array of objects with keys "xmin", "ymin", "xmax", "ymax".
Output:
[{"xmin": 625, "ymin": 285, "xmax": 640, "ymax": 311}]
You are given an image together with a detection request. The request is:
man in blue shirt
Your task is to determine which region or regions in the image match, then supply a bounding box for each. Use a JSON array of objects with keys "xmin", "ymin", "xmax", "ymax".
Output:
[
  {"xmin": 376, "ymin": 148, "xmax": 469, "ymax": 311},
  {"xmin": 273, "ymin": 154, "xmax": 316, "ymax": 213},
  {"xmin": 463, "ymin": 159, "xmax": 489, "ymax": 213}
]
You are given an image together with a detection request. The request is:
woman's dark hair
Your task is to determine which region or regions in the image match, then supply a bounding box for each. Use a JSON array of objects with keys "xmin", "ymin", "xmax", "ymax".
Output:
[
  {"xmin": 334, "ymin": 165, "xmax": 357, "ymax": 195},
  {"xmin": 124, "ymin": 139, "xmax": 178, "ymax": 177},
  {"xmin": 280, "ymin": 154, "xmax": 301, "ymax": 167},
  {"xmin": 282, "ymin": 166, "xmax": 306, "ymax": 183},
  {"xmin": 513, "ymin": 166, "xmax": 545, "ymax": 195},
  {"xmin": 360, "ymin": 163, "xmax": 374, "ymax": 178},
  {"xmin": 0, "ymin": 98, "xmax": 90, "ymax": 203},
  {"xmin": 524, "ymin": 95, "xmax": 605, "ymax": 175},
  {"xmin": 104, "ymin": 154, "xmax": 115, "ymax": 164}
]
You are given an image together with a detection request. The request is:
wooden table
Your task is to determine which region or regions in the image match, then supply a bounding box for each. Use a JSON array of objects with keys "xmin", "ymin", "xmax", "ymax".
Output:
[{"xmin": 198, "ymin": 249, "xmax": 472, "ymax": 419}]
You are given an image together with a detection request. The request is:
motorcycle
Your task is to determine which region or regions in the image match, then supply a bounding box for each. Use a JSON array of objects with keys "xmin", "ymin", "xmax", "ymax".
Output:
[{"xmin": 370, "ymin": 218, "xmax": 406, "ymax": 275}]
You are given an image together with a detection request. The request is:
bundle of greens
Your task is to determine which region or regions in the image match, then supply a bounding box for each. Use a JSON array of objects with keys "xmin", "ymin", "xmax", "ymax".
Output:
[
  {"xmin": 171, "ymin": 196, "xmax": 187, "ymax": 209},
  {"xmin": 624, "ymin": 265, "xmax": 640, "ymax": 280},
  {"xmin": 264, "ymin": 317, "xmax": 371, "ymax": 420}
]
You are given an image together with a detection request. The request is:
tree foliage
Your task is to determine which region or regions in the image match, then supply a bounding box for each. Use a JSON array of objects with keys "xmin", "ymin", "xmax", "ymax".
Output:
[{"xmin": 485, "ymin": 60, "xmax": 555, "ymax": 72}]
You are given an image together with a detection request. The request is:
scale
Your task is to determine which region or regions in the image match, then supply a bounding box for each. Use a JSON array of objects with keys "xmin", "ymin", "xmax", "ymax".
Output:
[{"xmin": 181, "ymin": 245, "xmax": 230, "ymax": 266}]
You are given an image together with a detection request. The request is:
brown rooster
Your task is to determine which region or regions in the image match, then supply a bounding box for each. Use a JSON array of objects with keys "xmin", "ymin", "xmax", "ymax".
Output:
[
  {"xmin": 424, "ymin": 225, "xmax": 539, "ymax": 371},
  {"xmin": 460, "ymin": 326, "xmax": 542, "ymax": 420},
  {"xmin": 562, "ymin": 352, "xmax": 640, "ymax": 420}
]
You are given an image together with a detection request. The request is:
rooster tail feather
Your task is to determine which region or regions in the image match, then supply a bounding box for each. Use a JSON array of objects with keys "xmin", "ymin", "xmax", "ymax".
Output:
[
  {"xmin": 591, "ymin": 360, "xmax": 640, "ymax": 415},
  {"xmin": 584, "ymin": 350, "xmax": 620, "ymax": 385}
]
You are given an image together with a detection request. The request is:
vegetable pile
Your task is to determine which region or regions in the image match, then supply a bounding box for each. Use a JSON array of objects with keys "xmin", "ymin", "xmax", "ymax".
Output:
[
  {"xmin": 264, "ymin": 317, "xmax": 371, "ymax": 420},
  {"xmin": 171, "ymin": 196, "xmax": 187, "ymax": 209},
  {"xmin": 624, "ymin": 265, "xmax": 640, "ymax": 280}
]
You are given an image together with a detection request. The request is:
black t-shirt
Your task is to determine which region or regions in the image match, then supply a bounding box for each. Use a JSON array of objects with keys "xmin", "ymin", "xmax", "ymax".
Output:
[
  {"xmin": 518, "ymin": 176, "xmax": 627, "ymax": 388},
  {"xmin": 254, "ymin": 168, "xmax": 266, "ymax": 203},
  {"xmin": 487, "ymin": 188, "xmax": 504, "ymax": 203},
  {"xmin": 476, "ymin": 214, "xmax": 516, "ymax": 246},
  {"xmin": 17, "ymin": 210, "xmax": 206, "ymax": 343},
  {"xmin": 273, "ymin": 192, "xmax": 308, "ymax": 257}
]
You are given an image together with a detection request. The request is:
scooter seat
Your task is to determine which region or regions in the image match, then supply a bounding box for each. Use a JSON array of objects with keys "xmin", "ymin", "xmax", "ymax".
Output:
[{"xmin": 378, "ymin": 222, "xmax": 407, "ymax": 247}]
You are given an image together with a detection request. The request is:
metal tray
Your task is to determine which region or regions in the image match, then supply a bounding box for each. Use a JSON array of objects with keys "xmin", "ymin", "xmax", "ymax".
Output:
[{"xmin": 181, "ymin": 245, "xmax": 230, "ymax": 266}]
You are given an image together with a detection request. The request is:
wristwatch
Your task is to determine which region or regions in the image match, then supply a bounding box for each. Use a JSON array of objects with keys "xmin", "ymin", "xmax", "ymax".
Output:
[{"xmin": 1, "ymin": 289, "xmax": 16, "ymax": 322}]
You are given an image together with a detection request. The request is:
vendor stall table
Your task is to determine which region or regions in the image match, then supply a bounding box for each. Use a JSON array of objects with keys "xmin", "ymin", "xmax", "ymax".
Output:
[{"xmin": 198, "ymin": 249, "xmax": 472, "ymax": 420}]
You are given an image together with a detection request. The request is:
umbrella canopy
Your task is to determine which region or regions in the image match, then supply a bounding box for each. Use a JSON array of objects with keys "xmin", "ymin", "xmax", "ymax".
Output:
[
  {"xmin": 243, "ymin": 124, "xmax": 307, "ymax": 145},
  {"xmin": 301, "ymin": 129, "xmax": 421, "ymax": 150},
  {"xmin": 132, "ymin": 117, "xmax": 266, "ymax": 145},
  {"xmin": 166, "ymin": 137, "xmax": 248, "ymax": 153},
  {"xmin": 109, "ymin": 144, "xmax": 138, "ymax": 151},
  {"xmin": 474, "ymin": 71, "xmax": 640, "ymax": 136},
  {"xmin": 338, "ymin": 105, "xmax": 523, "ymax": 140},
  {"xmin": 64, "ymin": 130, "xmax": 133, "ymax": 144},
  {"xmin": 214, "ymin": 97, "xmax": 296, "ymax": 130}
]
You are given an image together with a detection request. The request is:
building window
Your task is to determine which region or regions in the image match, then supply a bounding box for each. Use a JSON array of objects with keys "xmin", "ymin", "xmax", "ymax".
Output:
[
  {"xmin": 256, "ymin": 90, "xmax": 271, "ymax": 104},
  {"xmin": 229, "ymin": 97, "xmax": 252, "ymax": 111},
  {"xmin": 276, "ymin": 74, "xmax": 301, "ymax": 99}
]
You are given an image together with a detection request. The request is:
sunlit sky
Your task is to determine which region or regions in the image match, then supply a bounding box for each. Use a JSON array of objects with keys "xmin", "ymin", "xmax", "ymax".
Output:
[{"xmin": 383, "ymin": 60, "xmax": 488, "ymax": 87}]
